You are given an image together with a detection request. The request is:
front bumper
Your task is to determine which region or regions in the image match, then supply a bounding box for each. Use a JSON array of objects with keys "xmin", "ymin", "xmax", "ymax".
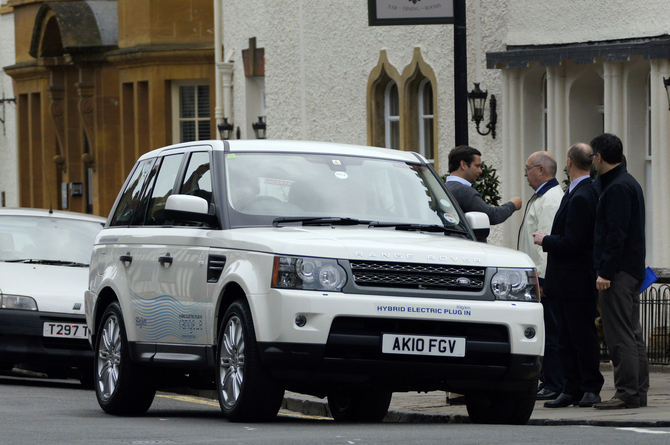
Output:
[{"xmin": 0, "ymin": 310, "xmax": 93, "ymax": 370}]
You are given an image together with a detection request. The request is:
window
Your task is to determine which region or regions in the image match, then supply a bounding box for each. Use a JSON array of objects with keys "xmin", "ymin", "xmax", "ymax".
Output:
[
  {"xmin": 385, "ymin": 82, "xmax": 400, "ymax": 150},
  {"xmin": 172, "ymin": 81, "xmax": 211, "ymax": 143},
  {"xmin": 145, "ymin": 154, "xmax": 185, "ymax": 226},
  {"xmin": 418, "ymin": 79, "xmax": 434, "ymax": 159},
  {"xmin": 180, "ymin": 152, "xmax": 213, "ymax": 205},
  {"xmin": 110, "ymin": 159, "xmax": 156, "ymax": 226}
]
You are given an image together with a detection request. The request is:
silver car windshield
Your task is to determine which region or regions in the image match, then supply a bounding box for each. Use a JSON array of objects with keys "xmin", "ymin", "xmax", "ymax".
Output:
[
  {"xmin": 0, "ymin": 216, "xmax": 104, "ymax": 265},
  {"xmin": 225, "ymin": 152, "xmax": 463, "ymax": 231}
]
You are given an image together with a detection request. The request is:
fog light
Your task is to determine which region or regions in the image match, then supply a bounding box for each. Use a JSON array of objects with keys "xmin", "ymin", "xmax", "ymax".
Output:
[
  {"xmin": 524, "ymin": 327, "xmax": 536, "ymax": 339},
  {"xmin": 295, "ymin": 315, "xmax": 307, "ymax": 327}
]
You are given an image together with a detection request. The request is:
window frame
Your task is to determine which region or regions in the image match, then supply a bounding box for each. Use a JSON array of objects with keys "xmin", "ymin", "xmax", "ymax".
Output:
[
  {"xmin": 384, "ymin": 81, "xmax": 400, "ymax": 150},
  {"xmin": 171, "ymin": 79, "xmax": 212, "ymax": 143},
  {"xmin": 418, "ymin": 78, "xmax": 434, "ymax": 160}
]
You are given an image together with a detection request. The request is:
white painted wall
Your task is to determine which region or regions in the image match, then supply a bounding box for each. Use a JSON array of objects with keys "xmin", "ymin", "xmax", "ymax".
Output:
[
  {"xmin": 0, "ymin": 6, "xmax": 17, "ymax": 208},
  {"xmin": 505, "ymin": 0, "xmax": 670, "ymax": 46}
]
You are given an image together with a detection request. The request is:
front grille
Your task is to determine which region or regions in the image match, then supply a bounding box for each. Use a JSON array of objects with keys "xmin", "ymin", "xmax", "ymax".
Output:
[{"xmin": 350, "ymin": 261, "xmax": 485, "ymax": 291}]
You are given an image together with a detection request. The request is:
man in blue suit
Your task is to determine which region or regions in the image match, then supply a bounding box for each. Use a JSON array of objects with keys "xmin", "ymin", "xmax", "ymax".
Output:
[{"xmin": 532, "ymin": 143, "xmax": 604, "ymax": 408}]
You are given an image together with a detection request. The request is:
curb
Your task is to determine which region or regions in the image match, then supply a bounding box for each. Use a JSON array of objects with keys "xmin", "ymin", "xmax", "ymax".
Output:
[
  {"xmin": 281, "ymin": 393, "xmax": 470, "ymax": 423},
  {"xmin": 280, "ymin": 393, "xmax": 670, "ymax": 427}
]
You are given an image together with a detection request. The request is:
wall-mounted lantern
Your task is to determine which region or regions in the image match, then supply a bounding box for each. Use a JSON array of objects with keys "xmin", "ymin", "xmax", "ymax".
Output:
[
  {"xmin": 217, "ymin": 117, "xmax": 235, "ymax": 140},
  {"xmin": 252, "ymin": 116, "xmax": 267, "ymax": 139},
  {"xmin": 467, "ymin": 83, "xmax": 496, "ymax": 139}
]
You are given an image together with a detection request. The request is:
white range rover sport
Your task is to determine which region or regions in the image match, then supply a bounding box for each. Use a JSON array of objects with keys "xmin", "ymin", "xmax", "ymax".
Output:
[{"xmin": 86, "ymin": 140, "xmax": 544, "ymax": 424}]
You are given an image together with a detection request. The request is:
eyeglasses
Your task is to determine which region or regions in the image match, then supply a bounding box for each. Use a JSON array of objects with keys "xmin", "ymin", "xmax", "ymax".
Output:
[
  {"xmin": 589, "ymin": 153, "xmax": 599, "ymax": 159},
  {"xmin": 524, "ymin": 164, "xmax": 541, "ymax": 173}
]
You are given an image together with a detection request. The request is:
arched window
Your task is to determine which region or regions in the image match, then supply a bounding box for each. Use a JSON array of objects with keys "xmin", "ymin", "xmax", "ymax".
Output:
[
  {"xmin": 418, "ymin": 78, "xmax": 434, "ymax": 160},
  {"xmin": 385, "ymin": 81, "xmax": 400, "ymax": 150}
]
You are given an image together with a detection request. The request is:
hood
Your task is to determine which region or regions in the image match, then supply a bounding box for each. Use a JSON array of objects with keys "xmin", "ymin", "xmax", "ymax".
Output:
[
  {"xmin": 0, "ymin": 263, "xmax": 89, "ymax": 314},
  {"xmin": 221, "ymin": 227, "xmax": 535, "ymax": 269}
]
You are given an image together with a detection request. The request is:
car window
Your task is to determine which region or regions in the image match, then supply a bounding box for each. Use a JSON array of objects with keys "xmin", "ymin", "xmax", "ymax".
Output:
[
  {"xmin": 0, "ymin": 215, "xmax": 103, "ymax": 264},
  {"xmin": 145, "ymin": 154, "xmax": 185, "ymax": 226},
  {"xmin": 180, "ymin": 151, "xmax": 212, "ymax": 205},
  {"xmin": 225, "ymin": 153, "xmax": 461, "ymax": 229},
  {"xmin": 110, "ymin": 159, "xmax": 156, "ymax": 227}
]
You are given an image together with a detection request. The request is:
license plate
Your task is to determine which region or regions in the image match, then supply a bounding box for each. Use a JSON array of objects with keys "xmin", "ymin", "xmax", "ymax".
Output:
[
  {"xmin": 382, "ymin": 334, "xmax": 466, "ymax": 357},
  {"xmin": 43, "ymin": 322, "xmax": 89, "ymax": 339}
]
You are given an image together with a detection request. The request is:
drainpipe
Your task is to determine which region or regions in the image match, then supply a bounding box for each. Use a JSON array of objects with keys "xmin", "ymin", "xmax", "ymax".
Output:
[{"xmin": 214, "ymin": 0, "xmax": 224, "ymax": 137}]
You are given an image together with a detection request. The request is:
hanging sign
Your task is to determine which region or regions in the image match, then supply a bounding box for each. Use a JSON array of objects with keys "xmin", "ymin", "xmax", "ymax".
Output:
[{"xmin": 368, "ymin": 0, "xmax": 454, "ymax": 26}]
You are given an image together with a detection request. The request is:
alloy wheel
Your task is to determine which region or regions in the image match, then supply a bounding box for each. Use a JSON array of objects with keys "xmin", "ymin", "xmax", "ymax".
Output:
[
  {"xmin": 220, "ymin": 315, "xmax": 245, "ymax": 408},
  {"xmin": 97, "ymin": 314, "xmax": 121, "ymax": 401}
]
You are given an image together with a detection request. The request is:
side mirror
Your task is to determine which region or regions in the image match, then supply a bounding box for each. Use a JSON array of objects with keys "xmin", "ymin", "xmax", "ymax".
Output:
[
  {"xmin": 465, "ymin": 211, "xmax": 490, "ymax": 243},
  {"xmin": 165, "ymin": 194, "xmax": 212, "ymax": 224}
]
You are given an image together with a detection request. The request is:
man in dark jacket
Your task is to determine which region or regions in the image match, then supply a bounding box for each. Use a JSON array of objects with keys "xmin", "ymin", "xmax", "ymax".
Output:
[
  {"xmin": 532, "ymin": 143, "xmax": 604, "ymax": 408},
  {"xmin": 590, "ymin": 133, "xmax": 649, "ymax": 410},
  {"xmin": 445, "ymin": 146, "xmax": 521, "ymax": 224}
]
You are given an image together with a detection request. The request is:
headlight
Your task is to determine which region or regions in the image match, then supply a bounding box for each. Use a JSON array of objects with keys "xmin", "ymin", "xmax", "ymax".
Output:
[
  {"xmin": 491, "ymin": 268, "xmax": 539, "ymax": 302},
  {"xmin": 272, "ymin": 256, "xmax": 347, "ymax": 291},
  {"xmin": 0, "ymin": 294, "xmax": 38, "ymax": 311}
]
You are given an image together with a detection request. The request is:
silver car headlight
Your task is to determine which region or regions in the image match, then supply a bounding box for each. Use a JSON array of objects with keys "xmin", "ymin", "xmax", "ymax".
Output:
[
  {"xmin": 272, "ymin": 256, "xmax": 347, "ymax": 291},
  {"xmin": 491, "ymin": 268, "xmax": 540, "ymax": 302},
  {"xmin": 0, "ymin": 294, "xmax": 38, "ymax": 311}
]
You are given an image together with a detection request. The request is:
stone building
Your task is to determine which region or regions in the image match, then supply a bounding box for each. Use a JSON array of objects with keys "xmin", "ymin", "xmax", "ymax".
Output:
[{"xmin": 4, "ymin": 0, "xmax": 216, "ymax": 216}]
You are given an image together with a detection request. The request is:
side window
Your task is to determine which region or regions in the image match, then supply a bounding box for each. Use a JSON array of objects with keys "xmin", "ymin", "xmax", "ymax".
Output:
[
  {"xmin": 145, "ymin": 154, "xmax": 185, "ymax": 226},
  {"xmin": 110, "ymin": 159, "xmax": 156, "ymax": 226},
  {"xmin": 180, "ymin": 152, "xmax": 212, "ymax": 205}
]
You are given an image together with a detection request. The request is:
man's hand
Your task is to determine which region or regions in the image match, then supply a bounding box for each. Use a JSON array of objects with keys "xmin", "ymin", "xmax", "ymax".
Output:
[
  {"xmin": 532, "ymin": 230, "xmax": 547, "ymax": 246},
  {"xmin": 510, "ymin": 196, "xmax": 522, "ymax": 210},
  {"xmin": 596, "ymin": 276, "xmax": 611, "ymax": 291}
]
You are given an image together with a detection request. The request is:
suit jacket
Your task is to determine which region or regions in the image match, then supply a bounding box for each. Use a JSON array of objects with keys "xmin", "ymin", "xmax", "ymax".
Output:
[
  {"xmin": 542, "ymin": 178, "xmax": 598, "ymax": 299},
  {"xmin": 446, "ymin": 181, "xmax": 516, "ymax": 225}
]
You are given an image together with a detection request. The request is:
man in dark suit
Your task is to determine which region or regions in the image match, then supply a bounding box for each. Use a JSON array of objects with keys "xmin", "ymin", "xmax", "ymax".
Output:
[{"xmin": 532, "ymin": 143, "xmax": 604, "ymax": 408}]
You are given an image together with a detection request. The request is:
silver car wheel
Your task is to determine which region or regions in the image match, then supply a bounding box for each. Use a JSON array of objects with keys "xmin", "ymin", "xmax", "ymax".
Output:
[
  {"xmin": 220, "ymin": 315, "xmax": 245, "ymax": 408},
  {"xmin": 97, "ymin": 314, "xmax": 121, "ymax": 402}
]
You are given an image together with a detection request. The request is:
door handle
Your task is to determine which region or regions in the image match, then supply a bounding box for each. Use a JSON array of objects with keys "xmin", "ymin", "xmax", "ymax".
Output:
[
  {"xmin": 158, "ymin": 254, "xmax": 173, "ymax": 267},
  {"xmin": 120, "ymin": 253, "xmax": 132, "ymax": 265}
]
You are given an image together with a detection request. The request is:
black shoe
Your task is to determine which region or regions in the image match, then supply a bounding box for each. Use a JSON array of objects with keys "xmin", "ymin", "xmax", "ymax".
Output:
[
  {"xmin": 578, "ymin": 392, "xmax": 601, "ymax": 407},
  {"xmin": 536, "ymin": 388, "xmax": 559, "ymax": 400},
  {"xmin": 640, "ymin": 394, "xmax": 648, "ymax": 407},
  {"xmin": 544, "ymin": 393, "xmax": 579, "ymax": 408}
]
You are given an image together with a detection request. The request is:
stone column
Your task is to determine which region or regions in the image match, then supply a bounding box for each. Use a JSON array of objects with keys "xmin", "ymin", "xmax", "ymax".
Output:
[
  {"xmin": 603, "ymin": 61, "xmax": 625, "ymax": 135},
  {"xmin": 649, "ymin": 59, "xmax": 670, "ymax": 267}
]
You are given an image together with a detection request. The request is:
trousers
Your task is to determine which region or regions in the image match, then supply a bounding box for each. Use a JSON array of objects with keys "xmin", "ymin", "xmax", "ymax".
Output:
[{"xmin": 599, "ymin": 271, "xmax": 649, "ymax": 404}]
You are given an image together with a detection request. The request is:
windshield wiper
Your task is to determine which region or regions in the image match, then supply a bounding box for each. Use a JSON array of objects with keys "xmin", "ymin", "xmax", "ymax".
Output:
[
  {"xmin": 368, "ymin": 222, "xmax": 466, "ymax": 234},
  {"xmin": 273, "ymin": 217, "xmax": 373, "ymax": 227},
  {"xmin": 4, "ymin": 259, "xmax": 89, "ymax": 267}
]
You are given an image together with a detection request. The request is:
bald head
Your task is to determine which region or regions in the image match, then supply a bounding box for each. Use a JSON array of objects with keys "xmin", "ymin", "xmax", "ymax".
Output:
[
  {"xmin": 529, "ymin": 151, "xmax": 557, "ymax": 178},
  {"xmin": 567, "ymin": 143, "xmax": 593, "ymax": 173}
]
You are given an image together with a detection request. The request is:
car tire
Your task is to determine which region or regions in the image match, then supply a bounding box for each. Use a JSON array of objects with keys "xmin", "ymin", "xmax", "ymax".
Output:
[
  {"xmin": 94, "ymin": 301, "xmax": 155, "ymax": 416},
  {"xmin": 216, "ymin": 299, "xmax": 284, "ymax": 422},
  {"xmin": 465, "ymin": 378, "xmax": 538, "ymax": 425},
  {"xmin": 327, "ymin": 391, "xmax": 393, "ymax": 422}
]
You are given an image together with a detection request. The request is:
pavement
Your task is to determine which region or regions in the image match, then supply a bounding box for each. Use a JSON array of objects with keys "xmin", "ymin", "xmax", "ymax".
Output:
[{"xmin": 280, "ymin": 363, "xmax": 670, "ymax": 426}]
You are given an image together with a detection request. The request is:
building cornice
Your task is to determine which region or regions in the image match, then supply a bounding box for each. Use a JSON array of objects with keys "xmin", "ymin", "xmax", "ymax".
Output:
[{"xmin": 488, "ymin": 35, "xmax": 670, "ymax": 69}]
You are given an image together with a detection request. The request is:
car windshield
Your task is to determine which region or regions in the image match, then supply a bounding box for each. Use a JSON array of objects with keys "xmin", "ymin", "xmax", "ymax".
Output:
[
  {"xmin": 225, "ymin": 152, "xmax": 465, "ymax": 233},
  {"xmin": 0, "ymin": 215, "xmax": 104, "ymax": 265}
]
